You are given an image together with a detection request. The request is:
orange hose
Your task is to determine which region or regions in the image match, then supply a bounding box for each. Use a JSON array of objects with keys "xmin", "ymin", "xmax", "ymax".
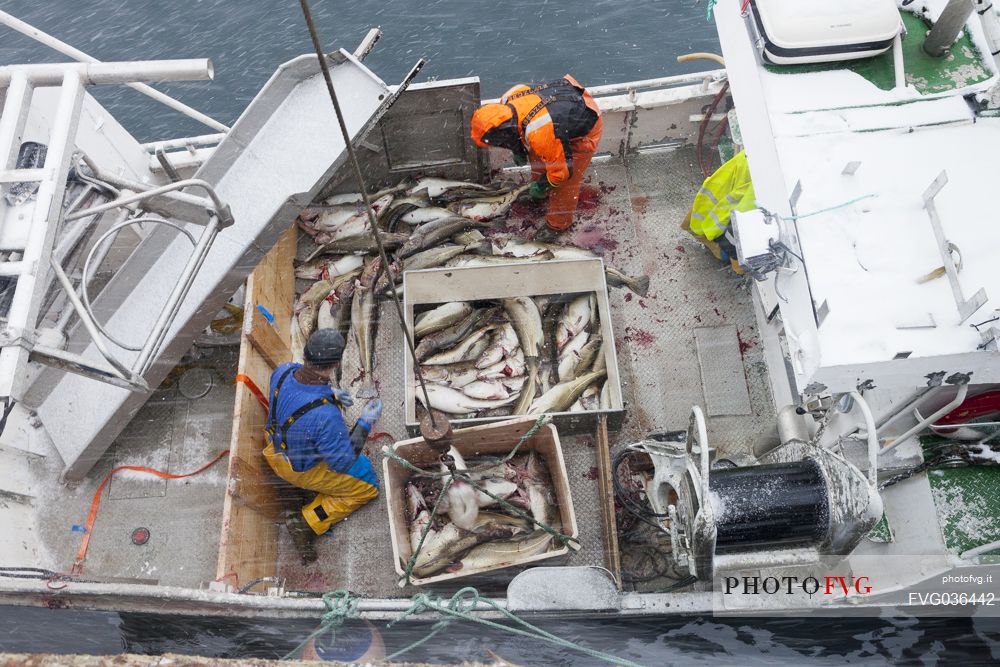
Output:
[{"xmin": 71, "ymin": 449, "xmax": 230, "ymax": 575}]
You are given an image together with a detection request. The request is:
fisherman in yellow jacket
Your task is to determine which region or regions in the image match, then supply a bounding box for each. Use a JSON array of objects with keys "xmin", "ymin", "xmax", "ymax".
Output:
[{"xmin": 683, "ymin": 150, "xmax": 755, "ymax": 274}]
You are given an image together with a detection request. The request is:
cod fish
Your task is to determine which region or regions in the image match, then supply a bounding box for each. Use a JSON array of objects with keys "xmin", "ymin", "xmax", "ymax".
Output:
[
  {"xmin": 599, "ymin": 380, "xmax": 612, "ymax": 409},
  {"xmin": 476, "ymin": 350, "xmax": 527, "ymax": 381},
  {"xmin": 411, "ymin": 512, "xmax": 528, "ymax": 578},
  {"xmin": 528, "ymin": 369, "xmax": 607, "ymax": 415},
  {"xmin": 555, "ymin": 294, "xmax": 593, "ymax": 352},
  {"xmin": 462, "ymin": 379, "xmax": 515, "ymax": 401},
  {"xmin": 444, "ymin": 250, "xmax": 554, "ymax": 269},
  {"xmin": 414, "ymin": 302, "xmax": 474, "ymax": 338},
  {"xmin": 448, "ymin": 530, "xmax": 555, "ymax": 573},
  {"xmin": 304, "ymin": 231, "xmax": 409, "ymax": 262},
  {"xmin": 572, "ymin": 334, "xmax": 603, "ymax": 378},
  {"xmin": 416, "ymin": 384, "xmax": 517, "ymax": 415},
  {"xmin": 406, "ymin": 177, "xmax": 493, "ymax": 199},
  {"xmin": 526, "ymin": 451, "xmax": 557, "ymax": 526},
  {"xmin": 435, "ymin": 480, "xmax": 520, "ymax": 511},
  {"xmin": 290, "ymin": 317, "xmax": 306, "ymax": 364},
  {"xmin": 419, "ymin": 359, "xmax": 481, "ymax": 389},
  {"xmin": 397, "ymin": 215, "xmax": 488, "ymax": 258},
  {"xmin": 294, "ymin": 254, "xmax": 365, "ymax": 281},
  {"xmin": 422, "ymin": 326, "xmax": 494, "ymax": 366},
  {"xmin": 443, "ymin": 447, "xmax": 478, "ymax": 530},
  {"xmin": 351, "ymin": 258, "xmax": 381, "ymax": 398},
  {"xmin": 503, "ymin": 297, "xmax": 543, "ymax": 415},
  {"xmin": 399, "ymin": 206, "xmax": 460, "ymax": 225},
  {"xmin": 415, "ymin": 307, "xmax": 498, "ymax": 361},
  {"xmin": 476, "ymin": 322, "xmax": 520, "ymax": 369},
  {"xmin": 493, "ymin": 237, "xmax": 651, "ymax": 296},
  {"xmin": 318, "ymin": 279, "xmax": 355, "ymax": 337},
  {"xmin": 557, "ymin": 328, "xmax": 590, "ymax": 383},
  {"xmin": 296, "ymin": 279, "xmax": 333, "ymax": 340},
  {"xmin": 406, "ymin": 483, "xmax": 432, "ymax": 552},
  {"xmin": 312, "ymin": 194, "xmax": 394, "ymax": 245},
  {"xmin": 447, "ymin": 183, "xmax": 531, "ymax": 221}
]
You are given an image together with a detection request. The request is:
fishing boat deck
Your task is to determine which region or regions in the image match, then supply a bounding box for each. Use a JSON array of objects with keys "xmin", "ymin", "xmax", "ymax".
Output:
[{"xmin": 27, "ymin": 145, "xmax": 776, "ymax": 596}]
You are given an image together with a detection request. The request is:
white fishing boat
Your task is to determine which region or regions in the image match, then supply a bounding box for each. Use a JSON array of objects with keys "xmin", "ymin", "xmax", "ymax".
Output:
[{"xmin": 0, "ymin": 0, "xmax": 998, "ymax": 638}]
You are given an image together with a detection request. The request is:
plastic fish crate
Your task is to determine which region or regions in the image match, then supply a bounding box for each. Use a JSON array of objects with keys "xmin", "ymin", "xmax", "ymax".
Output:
[
  {"xmin": 383, "ymin": 416, "xmax": 578, "ymax": 587},
  {"xmin": 401, "ymin": 258, "xmax": 625, "ymax": 435}
]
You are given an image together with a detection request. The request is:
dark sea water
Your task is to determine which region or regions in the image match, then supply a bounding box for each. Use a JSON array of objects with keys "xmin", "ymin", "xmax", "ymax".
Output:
[{"xmin": 0, "ymin": 1, "xmax": 998, "ymax": 664}]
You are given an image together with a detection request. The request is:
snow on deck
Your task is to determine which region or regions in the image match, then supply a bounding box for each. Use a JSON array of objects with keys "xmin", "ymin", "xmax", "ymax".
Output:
[{"xmin": 717, "ymin": 0, "xmax": 1000, "ymax": 384}]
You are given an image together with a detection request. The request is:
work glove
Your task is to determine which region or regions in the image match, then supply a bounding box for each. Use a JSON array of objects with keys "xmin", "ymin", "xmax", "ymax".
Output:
[
  {"xmin": 356, "ymin": 398, "xmax": 383, "ymax": 432},
  {"xmin": 527, "ymin": 180, "xmax": 551, "ymax": 200},
  {"xmin": 332, "ymin": 387, "xmax": 353, "ymax": 408}
]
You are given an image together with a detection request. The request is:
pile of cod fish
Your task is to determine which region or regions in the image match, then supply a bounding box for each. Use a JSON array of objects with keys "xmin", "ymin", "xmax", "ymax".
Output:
[
  {"xmin": 413, "ymin": 292, "xmax": 611, "ymax": 418},
  {"xmin": 405, "ymin": 448, "xmax": 561, "ymax": 578},
  {"xmin": 292, "ymin": 176, "xmax": 649, "ymax": 401}
]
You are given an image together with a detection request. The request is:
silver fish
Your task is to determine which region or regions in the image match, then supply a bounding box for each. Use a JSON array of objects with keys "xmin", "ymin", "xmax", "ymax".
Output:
[
  {"xmin": 296, "ymin": 279, "xmax": 333, "ymax": 340},
  {"xmin": 447, "ymin": 183, "xmax": 531, "ymax": 221},
  {"xmin": 503, "ymin": 297, "xmax": 543, "ymax": 415},
  {"xmin": 572, "ymin": 333, "xmax": 603, "ymax": 378},
  {"xmin": 462, "ymin": 379, "xmax": 512, "ymax": 401},
  {"xmin": 415, "ymin": 307, "xmax": 498, "ymax": 361},
  {"xmin": 351, "ymin": 258, "xmax": 381, "ymax": 399},
  {"xmin": 297, "ymin": 204, "xmax": 357, "ymax": 238},
  {"xmin": 313, "ymin": 194, "xmax": 394, "ymax": 245},
  {"xmin": 492, "ymin": 237, "xmax": 650, "ymax": 296},
  {"xmin": 476, "ymin": 350, "xmax": 527, "ymax": 381},
  {"xmin": 556, "ymin": 294, "xmax": 592, "ymax": 352},
  {"xmin": 444, "ymin": 250, "xmax": 554, "ymax": 269},
  {"xmin": 476, "ymin": 322, "xmax": 519, "ymax": 369},
  {"xmin": 290, "ymin": 316, "xmax": 306, "ymax": 364},
  {"xmin": 415, "ymin": 384, "xmax": 517, "ymax": 414},
  {"xmin": 451, "ymin": 229, "xmax": 487, "ymax": 246},
  {"xmin": 397, "ymin": 215, "xmax": 488, "ymax": 258},
  {"xmin": 294, "ymin": 254, "xmax": 365, "ymax": 281},
  {"xmin": 406, "ymin": 177, "xmax": 493, "ymax": 199},
  {"xmin": 447, "ymin": 530, "xmax": 554, "ymax": 574},
  {"xmin": 526, "ymin": 451, "xmax": 558, "ymax": 526},
  {"xmin": 414, "ymin": 302, "xmax": 474, "ymax": 339},
  {"xmin": 599, "ymin": 380, "xmax": 612, "ymax": 409},
  {"xmin": 406, "ymin": 483, "xmax": 431, "ymax": 552},
  {"xmin": 579, "ymin": 383, "xmax": 601, "ymax": 411},
  {"xmin": 591, "ymin": 338, "xmax": 608, "ymax": 374},
  {"xmin": 557, "ymin": 328, "xmax": 590, "ymax": 383},
  {"xmin": 399, "ymin": 206, "xmax": 460, "ymax": 225},
  {"xmin": 528, "ymin": 369, "xmax": 608, "ymax": 415},
  {"xmin": 305, "ymin": 231, "xmax": 409, "ymax": 262},
  {"xmin": 411, "ymin": 511, "xmax": 528, "ymax": 577},
  {"xmin": 422, "ymin": 326, "xmax": 494, "ymax": 366},
  {"xmin": 419, "ymin": 359, "xmax": 481, "ymax": 388}
]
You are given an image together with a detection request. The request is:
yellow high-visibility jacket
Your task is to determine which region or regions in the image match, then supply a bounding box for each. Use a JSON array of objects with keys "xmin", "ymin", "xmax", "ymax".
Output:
[{"xmin": 689, "ymin": 150, "xmax": 756, "ymax": 241}]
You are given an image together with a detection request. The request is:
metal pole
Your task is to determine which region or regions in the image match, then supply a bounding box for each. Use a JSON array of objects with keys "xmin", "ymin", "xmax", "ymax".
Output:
[
  {"xmin": 297, "ymin": 0, "xmax": 437, "ymax": 428},
  {"xmin": 0, "ymin": 59, "xmax": 215, "ymax": 87},
  {"xmin": 0, "ymin": 10, "xmax": 228, "ymax": 132},
  {"xmin": 924, "ymin": 0, "xmax": 975, "ymax": 57}
]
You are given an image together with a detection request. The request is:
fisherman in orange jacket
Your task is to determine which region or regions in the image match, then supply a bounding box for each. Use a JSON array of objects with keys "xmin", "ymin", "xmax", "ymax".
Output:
[{"xmin": 471, "ymin": 75, "xmax": 603, "ymax": 241}]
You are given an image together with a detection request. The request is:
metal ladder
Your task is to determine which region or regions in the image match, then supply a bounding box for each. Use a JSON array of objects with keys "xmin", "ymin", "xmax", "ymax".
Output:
[{"xmin": 0, "ymin": 59, "xmax": 222, "ymax": 401}]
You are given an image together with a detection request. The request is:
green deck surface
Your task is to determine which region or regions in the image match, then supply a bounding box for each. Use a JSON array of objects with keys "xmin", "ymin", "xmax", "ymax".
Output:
[
  {"xmin": 922, "ymin": 438, "xmax": 1000, "ymax": 557},
  {"xmin": 764, "ymin": 12, "xmax": 991, "ymax": 94}
]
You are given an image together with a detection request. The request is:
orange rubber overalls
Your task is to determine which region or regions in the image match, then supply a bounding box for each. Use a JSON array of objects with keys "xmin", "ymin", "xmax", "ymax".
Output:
[{"xmin": 473, "ymin": 75, "xmax": 603, "ymax": 231}]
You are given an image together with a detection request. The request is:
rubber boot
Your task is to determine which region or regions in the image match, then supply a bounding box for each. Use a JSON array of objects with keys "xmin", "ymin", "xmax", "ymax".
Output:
[{"xmin": 284, "ymin": 508, "xmax": 318, "ymax": 564}]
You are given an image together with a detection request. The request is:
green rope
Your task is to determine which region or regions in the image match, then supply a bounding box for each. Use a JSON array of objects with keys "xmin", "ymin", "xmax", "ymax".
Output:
[
  {"xmin": 782, "ymin": 193, "xmax": 878, "ymax": 221},
  {"xmin": 386, "ymin": 587, "xmax": 648, "ymax": 667},
  {"xmin": 706, "ymin": 0, "xmax": 717, "ymax": 21},
  {"xmin": 280, "ymin": 589, "xmax": 360, "ymax": 659}
]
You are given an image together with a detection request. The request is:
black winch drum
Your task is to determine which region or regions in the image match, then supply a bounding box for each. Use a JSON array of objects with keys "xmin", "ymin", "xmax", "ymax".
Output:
[{"xmin": 707, "ymin": 459, "xmax": 829, "ymax": 554}]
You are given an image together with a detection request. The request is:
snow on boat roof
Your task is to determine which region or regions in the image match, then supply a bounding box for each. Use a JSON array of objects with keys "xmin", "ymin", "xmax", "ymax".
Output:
[{"xmin": 716, "ymin": 0, "xmax": 1000, "ymax": 389}]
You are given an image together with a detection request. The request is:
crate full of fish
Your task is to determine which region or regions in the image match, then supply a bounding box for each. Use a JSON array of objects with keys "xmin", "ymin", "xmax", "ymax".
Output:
[
  {"xmin": 402, "ymin": 258, "xmax": 625, "ymax": 433},
  {"xmin": 383, "ymin": 417, "xmax": 578, "ymax": 586}
]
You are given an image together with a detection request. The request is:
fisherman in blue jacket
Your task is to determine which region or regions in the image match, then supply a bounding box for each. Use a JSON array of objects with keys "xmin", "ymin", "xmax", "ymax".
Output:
[{"xmin": 263, "ymin": 329, "xmax": 382, "ymax": 562}]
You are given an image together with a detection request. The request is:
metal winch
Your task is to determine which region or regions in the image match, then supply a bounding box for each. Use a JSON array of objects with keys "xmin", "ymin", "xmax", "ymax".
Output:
[{"xmin": 631, "ymin": 406, "xmax": 882, "ymax": 581}]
